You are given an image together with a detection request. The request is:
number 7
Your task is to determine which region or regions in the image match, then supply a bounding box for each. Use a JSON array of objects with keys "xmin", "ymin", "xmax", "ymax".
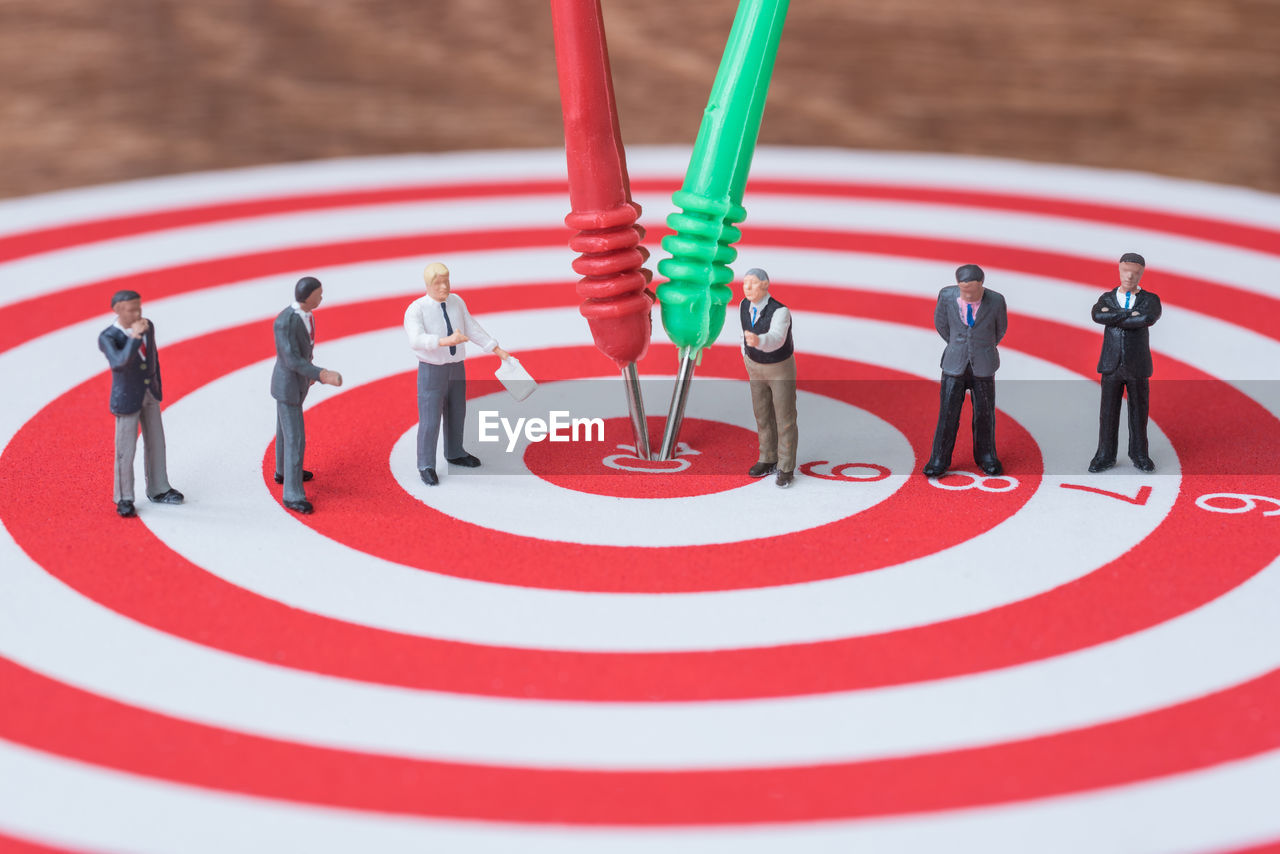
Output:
[{"xmin": 1059, "ymin": 483, "xmax": 1153, "ymax": 505}]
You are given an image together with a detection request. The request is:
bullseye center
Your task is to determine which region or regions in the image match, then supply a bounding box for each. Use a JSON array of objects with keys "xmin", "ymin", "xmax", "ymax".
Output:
[{"xmin": 523, "ymin": 416, "xmax": 761, "ymax": 498}]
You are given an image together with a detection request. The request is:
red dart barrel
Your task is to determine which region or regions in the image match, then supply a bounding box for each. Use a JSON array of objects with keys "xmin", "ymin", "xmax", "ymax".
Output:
[{"xmin": 551, "ymin": 0, "xmax": 653, "ymax": 369}]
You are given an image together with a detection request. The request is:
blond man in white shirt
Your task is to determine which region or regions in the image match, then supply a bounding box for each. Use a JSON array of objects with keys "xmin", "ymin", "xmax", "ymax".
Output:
[{"xmin": 404, "ymin": 262, "xmax": 511, "ymax": 485}]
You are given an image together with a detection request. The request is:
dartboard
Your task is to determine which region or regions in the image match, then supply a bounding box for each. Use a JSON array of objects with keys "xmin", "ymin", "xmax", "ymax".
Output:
[{"xmin": 1, "ymin": 147, "xmax": 1278, "ymax": 853}]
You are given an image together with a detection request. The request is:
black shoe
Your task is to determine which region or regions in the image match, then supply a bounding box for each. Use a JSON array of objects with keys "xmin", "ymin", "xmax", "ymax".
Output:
[
  {"xmin": 922, "ymin": 460, "xmax": 948, "ymax": 478},
  {"xmin": 1088, "ymin": 457, "xmax": 1116, "ymax": 473},
  {"xmin": 775, "ymin": 470, "xmax": 795, "ymax": 488},
  {"xmin": 978, "ymin": 459, "xmax": 1003, "ymax": 476},
  {"xmin": 149, "ymin": 488, "xmax": 184, "ymax": 504},
  {"xmin": 748, "ymin": 461, "xmax": 777, "ymax": 478},
  {"xmin": 1132, "ymin": 456, "xmax": 1156, "ymax": 473},
  {"xmin": 274, "ymin": 470, "xmax": 314, "ymax": 484},
  {"xmin": 283, "ymin": 498, "xmax": 314, "ymax": 514},
  {"xmin": 446, "ymin": 453, "xmax": 481, "ymax": 468},
  {"xmin": 116, "ymin": 500, "xmax": 136, "ymax": 518},
  {"xmin": 420, "ymin": 467, "xmax": 439, "ymax": 486}
]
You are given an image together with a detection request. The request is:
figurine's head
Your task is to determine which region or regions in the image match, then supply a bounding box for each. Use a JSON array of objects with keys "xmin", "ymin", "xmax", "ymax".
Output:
[
  {"xmin": 742, "ymin": 268, "xmax": 770, "ymax": 304},
  {"xmin": 424, "ymin": 262, "xmax": 451, "ymax": 302},
  {"xmin": 111, "ymin": 290, "xmax": 143, "ymax": 327},
  {"xmin": 1118, "ymin": 253, "xmax": 1145, "ymax": 292},
  {"xmin": 295, "ymin": 276, "xmax": 324, "ymax": 311},
  {"xmin": 955, "ymin": 264, "xmax": 985, "ymax": 302}
]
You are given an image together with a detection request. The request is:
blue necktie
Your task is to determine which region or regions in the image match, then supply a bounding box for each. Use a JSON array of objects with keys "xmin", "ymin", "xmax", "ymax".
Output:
[
  {"xmin": 441, "ymin": 302, "xmax": 456, "ymax": 355},
  {"xmin": 965, "ymin": 303, "xmax": 975, "ymax": 327},
  {"xmin": 1124, "ymin": 292, "xmax": 1131, "ymax": 310},
  {"xmin": 750, "ymin": 306, "xmax": 758, "ymax": 327}
]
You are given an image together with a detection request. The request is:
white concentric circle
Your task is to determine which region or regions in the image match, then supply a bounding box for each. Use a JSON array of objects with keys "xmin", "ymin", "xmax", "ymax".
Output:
[{"xmin": 389, "ymin": 381, "xmax": 912, "ymax": 546}]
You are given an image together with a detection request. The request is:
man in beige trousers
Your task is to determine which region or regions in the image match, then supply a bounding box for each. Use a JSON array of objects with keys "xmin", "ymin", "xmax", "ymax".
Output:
[{"xmin": 739, "ymin": 268, "xmax": 798, "ymax": 488}]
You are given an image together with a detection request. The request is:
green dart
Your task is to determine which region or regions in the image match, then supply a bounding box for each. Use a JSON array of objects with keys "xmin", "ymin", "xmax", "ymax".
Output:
[{"xmin": 656, "ymin": 0, "xmax": 789, "ymax": 460}]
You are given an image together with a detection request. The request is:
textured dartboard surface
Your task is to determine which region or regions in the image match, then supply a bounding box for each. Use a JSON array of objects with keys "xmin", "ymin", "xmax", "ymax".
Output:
[{"xmin": 1, "ymin": 147, "xmax": 1279, "ymax": 854}]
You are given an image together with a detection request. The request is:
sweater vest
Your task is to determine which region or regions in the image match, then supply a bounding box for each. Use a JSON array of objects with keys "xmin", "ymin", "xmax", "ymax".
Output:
[{"xmin": 741, "ymin": 297, "xmax": 794, "ymax": 364}]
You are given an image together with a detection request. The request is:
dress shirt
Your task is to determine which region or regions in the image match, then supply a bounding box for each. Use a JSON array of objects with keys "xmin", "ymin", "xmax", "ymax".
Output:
[
  {"xmin": 404, "ymin": 293, "xmax": 498, "ymax": 365},
  {"xmin": 1114, "ymin": 286, "xmax": 1142, "ymax": 310},
  {"xmin": 114, "ymin": 319, "xmax": 147, "ymax": 356},
  {"xmin": 954, "ymin": 295, "xmax": 982, "ymax": 324},
  {"xmin": 742, "ymin": 296, "xmax": 792, "ymax": 355},
  {"xmin": 291, "ymin": 301, "xmax": 315, "ymax": 342}
]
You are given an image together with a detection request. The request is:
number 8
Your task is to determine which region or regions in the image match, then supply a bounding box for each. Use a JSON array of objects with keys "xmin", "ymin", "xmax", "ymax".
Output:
[{"xmin": 927, "ymin": 471, "xmax": 1020, "ymax": 493}]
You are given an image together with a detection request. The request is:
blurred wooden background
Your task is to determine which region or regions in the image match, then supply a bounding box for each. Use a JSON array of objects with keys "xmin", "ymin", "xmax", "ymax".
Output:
[{"xmin": 1, "ymin": 0, "xmax": 1277, "ymax": 198}]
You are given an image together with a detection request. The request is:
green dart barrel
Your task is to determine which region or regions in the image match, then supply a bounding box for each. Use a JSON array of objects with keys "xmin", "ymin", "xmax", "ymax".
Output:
[{"xmin": 656, "ymin": 0, "xmax": 789, "ymax": 357}]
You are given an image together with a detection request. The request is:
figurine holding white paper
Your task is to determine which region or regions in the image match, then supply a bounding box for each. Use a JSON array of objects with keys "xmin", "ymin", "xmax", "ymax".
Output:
[{"xmin": 403, "ymin": 262, "xmax": 514, "ymax": 485}]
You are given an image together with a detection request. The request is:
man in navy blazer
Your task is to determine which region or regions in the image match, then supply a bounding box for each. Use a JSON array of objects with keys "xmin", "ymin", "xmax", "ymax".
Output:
[
  {"xmin": 1089, "ymin": 253, "xmax": 1162, "ymax": 473},
  {"xmin": 923, "ymin": 265, "xmax": 1008, "ymax": 478},
  {"xmin": 271, "ymin": 276, "xmax": 343, "ymax": 514},
  {"xmin": 98, "ymin": 290, "xmax": 183, "ymax": 517}
]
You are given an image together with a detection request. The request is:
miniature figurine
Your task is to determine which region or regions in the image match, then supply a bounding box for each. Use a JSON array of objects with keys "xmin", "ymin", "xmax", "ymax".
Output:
[
  {"xmin": 923, "ymin": 264, "xmax": 1008, "ymax": 478},
  {"xmin": 271, "ymin": 276, "xmax": 342, "ymax": 515},
  {"xmin": 739, "ymin": 268, "xmax": 797, "ymax": 488},
  {"xmin": 404, "ymin": 262, "xmax": 511, "ymax": 486},
  {"xmin": 1089, "ymin": 252, "xmax": 1162, "ymax": 473},
  {"xmin": 98, "ymin": 290, "xmax": 184, "ymax": 517}
]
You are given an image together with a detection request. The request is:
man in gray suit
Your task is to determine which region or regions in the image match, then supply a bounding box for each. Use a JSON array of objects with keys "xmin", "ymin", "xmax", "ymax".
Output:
[
  {"xmin": 271, "ymin": 276, "xmax": 343, "ymax": 514},
  {"xmin": 98, "ymin": 290, "xmax": 183, "ymax": 517},
  {"xmin": 923, "ymin": 264, "xmax": 1009, "ymax": 478}
]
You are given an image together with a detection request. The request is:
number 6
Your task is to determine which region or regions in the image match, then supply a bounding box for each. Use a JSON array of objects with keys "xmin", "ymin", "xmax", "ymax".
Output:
[{"xmin": 1195, "ymin": 493, "xmax": 1280, "ymax": 516}]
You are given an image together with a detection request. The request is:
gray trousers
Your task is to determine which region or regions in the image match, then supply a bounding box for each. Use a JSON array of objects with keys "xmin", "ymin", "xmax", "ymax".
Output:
[
  {"xmin": 275, "ymin": 390, "xmax": 308, "ymax": 503},
  {"xmin": 744, "ymin": 353, "xmax": 798, "ymax": 473},
  {"xmin": 113, "ymin": 390, "xmax": 171, "ymax": 503},
  {"xmin": 417, "ymin": 361, "xmax": 467, "ymax": 471}
]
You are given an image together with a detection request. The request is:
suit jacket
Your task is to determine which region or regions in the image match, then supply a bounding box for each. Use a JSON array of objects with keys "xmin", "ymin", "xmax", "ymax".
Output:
[
  {"xmin": 99, "ymin": 323, "xmax": 162, "ymax": 415},
  {"xmin": 270, "ymin": 307, "xmax": 322, "ymax": 405},
  {"xmin": 934, "ymin": 286, "xmax": 1008, "ymax": 377},
  {"xmin": 1092, "ymin": 288, "xmax": 1161, "ymax": 377}
]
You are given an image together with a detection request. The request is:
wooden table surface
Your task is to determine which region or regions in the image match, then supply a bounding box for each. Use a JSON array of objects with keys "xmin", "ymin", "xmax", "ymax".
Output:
[{"xmin": 1, "ymin": 0, "xmax": 1277, "ymax": 198}]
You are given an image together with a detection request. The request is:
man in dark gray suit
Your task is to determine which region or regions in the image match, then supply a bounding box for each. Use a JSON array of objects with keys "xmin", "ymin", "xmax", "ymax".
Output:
[
  {"xmin": 923, "ymin": 264, "xmax": 1009, "ymax": 478},
  {"xmin": 99, "ymin": 290, "xmax": 184, "ymax": 517},
  {"xmin": 1089, "ymin": 252, "xmax": 1162, "ymax": 473},
  {"xmin": 271, "ymin": 276, "xmax": 343, "ymax": 514}
]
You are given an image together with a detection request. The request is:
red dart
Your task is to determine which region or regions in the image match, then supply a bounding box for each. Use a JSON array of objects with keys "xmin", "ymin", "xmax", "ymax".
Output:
[{"xmin": 550, "ymin": 0, "xmax": 655, "ymax": 458}]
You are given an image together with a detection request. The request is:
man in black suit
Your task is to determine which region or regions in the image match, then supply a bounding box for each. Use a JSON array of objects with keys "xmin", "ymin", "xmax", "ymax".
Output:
[
  {"xmin": 923, "ymin": 264, "xmax": 1009, "ymax": 478},
  {"xmin": 271, "ymin": 276, "xmax": 343, "ymax": 514},
  {"xmin": 1089, "ymin": 252, "xmax": 1162, "ymax": 473},
  {"xmin": 98, "ymin": 290, "xmax": 183, "ymax": 517}
]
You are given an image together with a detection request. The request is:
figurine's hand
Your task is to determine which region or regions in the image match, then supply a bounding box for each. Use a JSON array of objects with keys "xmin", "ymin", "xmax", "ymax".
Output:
[
  {"xmin": 1099, "ymin": 307, "xmax": 1111, "ymax": 313},
  {"xmin": 1130, "ymin": 310, "xmax": 1140, "ymax": 316},
  {"xmin": 129, "ymin": 319, "xmax": 150, "ymax": 336},
  {"xmin": 744, "ymin": 332, "xmax": 760, "ymax": 347},
  {"xmin": 440, "ymin": 331, "xmax": 469, "ymax": 347},
  {"xmin": 493, "ymin": 347, "xmax": 511, "ymax": 361},
  {"xmin": 319, "ymin": 369, "xmax": 343, "ymax": 387}
]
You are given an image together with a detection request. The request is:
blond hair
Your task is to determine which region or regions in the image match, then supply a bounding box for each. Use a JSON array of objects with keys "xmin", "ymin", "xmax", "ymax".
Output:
[{"xmin": 423, "ymin": 262, "xmax": 450, "ymax": 286}]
